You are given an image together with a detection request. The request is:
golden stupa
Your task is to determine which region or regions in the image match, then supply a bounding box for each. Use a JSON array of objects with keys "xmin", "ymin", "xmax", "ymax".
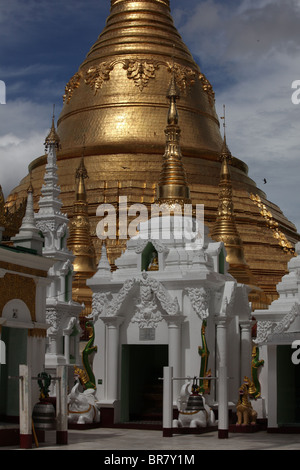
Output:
[{"xmin": 5, "ymin": 0, "xmax": 300, "ymax": 307}]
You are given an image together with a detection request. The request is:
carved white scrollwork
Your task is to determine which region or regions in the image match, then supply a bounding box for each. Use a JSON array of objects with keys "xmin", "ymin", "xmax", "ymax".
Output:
[{"xmin": 186, "ymin": 287, "xmax": 210, "ymax": 319}]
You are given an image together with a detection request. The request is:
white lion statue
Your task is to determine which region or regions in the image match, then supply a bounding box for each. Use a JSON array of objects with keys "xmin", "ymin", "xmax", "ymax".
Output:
[
  {"xmin": 67, "ymin": 381, "xmax": 101, "ymax": 424},
  {"xmin": 173, "ymin": 381, "xmax": 216, "ymax": 428}
]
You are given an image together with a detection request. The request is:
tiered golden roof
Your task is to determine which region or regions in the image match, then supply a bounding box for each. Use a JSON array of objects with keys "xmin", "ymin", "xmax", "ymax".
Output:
[{"xmin": 5, "ymin": 0, "xmax": 300, "ymax": 306}]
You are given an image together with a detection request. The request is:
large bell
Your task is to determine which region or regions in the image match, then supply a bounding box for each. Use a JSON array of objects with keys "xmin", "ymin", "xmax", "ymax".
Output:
[
  {"xmin": 186, "ymin": 394, "xmax": 204, "ymax": 412},
  {"xmin": 32, "ymin": 401, "xmax": 56, "ymax": 430}
]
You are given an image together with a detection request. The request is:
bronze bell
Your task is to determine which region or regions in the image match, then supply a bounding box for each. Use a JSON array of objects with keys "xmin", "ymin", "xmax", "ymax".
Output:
[
  {"xmin": 32, "ymin": 401, "xmax": 56, "ymax": 430},
  {"xmin": 186, "ymin": 394, "xmax": 204, "ymax": 411}
]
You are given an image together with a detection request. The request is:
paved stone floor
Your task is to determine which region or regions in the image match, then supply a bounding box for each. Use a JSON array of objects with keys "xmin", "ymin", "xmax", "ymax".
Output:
[{"xmin": 2, "ymin": 427, "xmax": 300, "ymax": 451}]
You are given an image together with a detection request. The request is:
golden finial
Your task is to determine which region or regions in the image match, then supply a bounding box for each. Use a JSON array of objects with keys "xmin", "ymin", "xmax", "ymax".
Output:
[
  {"xmin": 75, "ymin": 139, "xmax": 88, "ymax": 202},
  {"xmin": 44, "ymin": 105, "xmax": 60, "ymax": 150},
  {"xmin": 210, "ymin": 106, "xmax": 246, "ymax": 265},
  {"xmin": 155, "ymin": 71, "xmax": 190, "ymax": 206}
]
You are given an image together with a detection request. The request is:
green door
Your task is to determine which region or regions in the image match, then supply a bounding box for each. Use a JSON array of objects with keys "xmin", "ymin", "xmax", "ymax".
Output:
[{"xmin": 120, "ymin": 344, "xmax": 168, "ymax": 422}]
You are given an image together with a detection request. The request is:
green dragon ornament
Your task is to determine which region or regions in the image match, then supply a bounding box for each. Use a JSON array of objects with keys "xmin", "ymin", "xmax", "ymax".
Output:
[
  {"xmin": 251, "ymin": 345, "xmax": 264, "ymax": 398},
  {"xmin": 75, "ymin": 321, "xmax": 98, "ymax": 390},
  {"xmin": 198, "ymin": 319, "xmax": 211, "ymax": 394},
  {"xmin": 37, "ymin": 372, "xmax": 52, "ymax": 401}
]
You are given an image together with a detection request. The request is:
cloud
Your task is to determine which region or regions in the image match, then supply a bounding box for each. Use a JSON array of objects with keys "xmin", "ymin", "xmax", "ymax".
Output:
[
  {"xmin": 174, "ymin": 0, "xmax": 300, "ymax": 232},
  {"xmin": 0, "ymin": 99, "xmax": 52, "ymax": 198}
]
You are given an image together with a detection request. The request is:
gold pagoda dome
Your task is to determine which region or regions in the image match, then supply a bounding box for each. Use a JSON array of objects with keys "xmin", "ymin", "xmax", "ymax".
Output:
[
  {"xmin": 58, "ymin": 0, "xmax": 223, "ymax": 159},
  {"xmin": 5, "ymin": 0, "xmax": 300, "ymax": 307}
]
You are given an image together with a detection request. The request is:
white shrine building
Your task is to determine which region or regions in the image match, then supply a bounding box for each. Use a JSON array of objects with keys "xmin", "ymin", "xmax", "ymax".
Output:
[
  {"xmin": 254, "ymin": 241, "xmax": 300, "ymax": 431},
  {"xmin": 87, "ymin": 76, "xmax": 254, "ymax": 433},
  {"xmin": 87, "ymin": 213, "xmax": 253, "ymax": 429}
]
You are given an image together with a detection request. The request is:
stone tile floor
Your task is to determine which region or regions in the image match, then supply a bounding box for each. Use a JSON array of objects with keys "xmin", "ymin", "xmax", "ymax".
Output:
[{"xmin": 1, "ymin": 427, "xmax": 300, "ymax": 451}]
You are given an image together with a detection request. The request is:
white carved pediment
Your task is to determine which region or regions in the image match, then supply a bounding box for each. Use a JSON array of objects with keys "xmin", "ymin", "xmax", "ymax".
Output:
[
  {"xmin": 255, "ymin": 302, "xmax": 300, "ymax": 344},
  {"xmin": 91, "ymin": 273, "xmax": 180, "ymax": 328},
  {"xmin": 186, "ymin": 286, "xmax": 210, "ymax": 319},
  {"xmin": 135, "ymin": 238, "xmax": 169, "ymax": 254}
]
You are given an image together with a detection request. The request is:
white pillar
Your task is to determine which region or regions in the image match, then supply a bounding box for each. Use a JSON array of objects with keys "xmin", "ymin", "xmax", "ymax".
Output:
[
  {"xmin": 267, "ymin": 344, "xmax": 277, "ymax": 429},
  {"xmin": 56, "ymin": 365, "xmax": 68, "ymax": 445},
  {"xmin": 240, "ymin": 320, "xmax": 252, "ymax": 379},
  {"xmin": 19, "ymin": 364, "xmax": 32, "ymax": 449},
  {"xmin": 162, "ymin": 366, "xmax": 173, "ymax": 437},
  {"xmin": 106, "ymin": 317, "xmax": 122, "ymax": 401},
  {"xmin": 64, "ymin": 334, "xmax": 70, "ymax": 364},
  {"xmin": 165, "ymin": 315, "xmax": 183, "ymax": 404},
  {"xmin": 216, "ymin": 316, "xmax": 229, "ymax": 438}
]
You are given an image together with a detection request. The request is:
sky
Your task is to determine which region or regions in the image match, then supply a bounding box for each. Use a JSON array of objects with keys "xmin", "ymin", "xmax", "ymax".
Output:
[{"xmin": 0, "ymin": 0, "xmax": 300, "ymax": 232}]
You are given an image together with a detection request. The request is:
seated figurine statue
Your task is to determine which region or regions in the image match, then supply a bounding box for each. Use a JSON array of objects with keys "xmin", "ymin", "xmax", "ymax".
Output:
[
  {"xmin": 67, "ymin": 380, "xmax": 100, "ymax": 425},
  {"xmin": 173, "ymin": 380, "xmax": 216, "ymax": 428},
  {"xmin": 236, "ymin": 377, "xmax": 257, "ymax": 426}
]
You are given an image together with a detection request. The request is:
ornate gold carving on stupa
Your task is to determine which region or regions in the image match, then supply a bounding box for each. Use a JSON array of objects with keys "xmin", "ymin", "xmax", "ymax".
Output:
[
  {"xmin": 85, "ymin": 63, "xmax": 114, "ymax": 94},
  {"xmin": 63, "ymin": 72, "xmax": 82, "ymax": 103},
  {"xmin": 198, "ymin": 73, "xmax": 215, "ymax": 105},
  {"xmin": 166, "ymin": 62, "xmax": 197, "ymax": 94},
  {"xmin": 63, "ymin": 59, "xmax": 205, "ymax": 101},
  {"xmin": 250, "ymin": 193, "xmax": 295, "ymax": 254},
  {"xmin": 123, "ymin": 59, "xmax": 160, "ymax": 91}
]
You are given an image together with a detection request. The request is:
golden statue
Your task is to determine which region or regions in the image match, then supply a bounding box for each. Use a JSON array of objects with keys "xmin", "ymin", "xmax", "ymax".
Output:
[{"xmin": 236, "ymin": 377, "xmax": 257, "ymax": 426}]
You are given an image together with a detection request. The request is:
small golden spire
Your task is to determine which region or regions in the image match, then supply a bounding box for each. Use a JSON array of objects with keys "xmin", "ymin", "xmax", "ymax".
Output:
[
  {"xmin": 67, "ymin": 156, "xmax": 97, "ymax": 319},
  {"xmin": 45, "ymin": 105, "xmax": 60, "ymax": 150},
  {"xmin": 76, "ymin": 156, "xmax": 88, "ymax": 202},
  {"xmin": 210, "ymin": 106, "xmax": 247, "ymax": 265},
  {"xmin": 155, "ymin": 71, "xmax": 191, "ymax": 206}
]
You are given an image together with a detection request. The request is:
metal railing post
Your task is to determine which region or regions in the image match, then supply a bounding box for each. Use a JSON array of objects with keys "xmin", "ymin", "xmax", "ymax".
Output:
[
  {"xmin": 19, "ymin": 364, "xmax": 32, "ymax": 449},
  {"xmin": 56, "ymin": 365, "xmax": 68, "ymax": 445},
  {"xmin": 162, "ymin": 366, "xmax": 173, "ymax": 437}
]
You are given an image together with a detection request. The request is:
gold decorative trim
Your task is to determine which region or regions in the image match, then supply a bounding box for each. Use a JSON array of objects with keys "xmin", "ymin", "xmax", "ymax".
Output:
[
  {"xmin": 166, "ymin": 62, "xmax": 197, "ymax": 94},
  {"xmin": 85, "ymin": 63, "xmax": 114, "ymax": 94},
  {"xmin": 199, "ymin": 73, "xmax": 215, "ymax": 106},
  {"xmin": 63, "ymin": 72, "xmax": 82, "ymax": 103},
  {"xmin": 63, "ymin": 60, "xmax": 215, "ymax": 102},
  {"xmin": 123, "ymin": 59, "xmax": 160, "ymax": 91},
  {"xmin": 250, "ymin": 194, "xmax": 294, "ymax": 254}
]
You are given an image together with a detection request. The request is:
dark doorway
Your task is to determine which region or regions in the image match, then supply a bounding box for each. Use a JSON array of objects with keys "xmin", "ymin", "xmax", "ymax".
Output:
[
  {"xmin": 277, "ymin": 345, "xmax": 300, "ymax": 425},
  {"xmin": 0, "ymin": 327, "xmax": 27, "ymax": 420},
  {"xmin": 121, "ymin": 344, "xmax": 168, "ymax": 422}
]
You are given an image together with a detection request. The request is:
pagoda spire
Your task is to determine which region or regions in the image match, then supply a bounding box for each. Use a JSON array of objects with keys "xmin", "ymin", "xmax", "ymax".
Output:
[
  {"xmin": 67, "ymin": 155, "xmax": 97, "ymax": 322},
  {"xmin": 210, "ymin": 107, "xmax": 248, "ymax": 266},
  {"xmin": 68, "ymin": 155, "xmax": 96, "ymax": 277},
  {"xmin": 12, "ymin": 181, "xmax": 43, "ymax": 255},
  {"xmin": 210, "ymin": 108, "xmax": 268, "ymax": 308},
  {"xmin": 35, "ymin": 113, "xmax": 82, "ymax": 368},
  {"xmin": 155, "ymin": 71, "xmax": 191, "ymax": 207}
]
